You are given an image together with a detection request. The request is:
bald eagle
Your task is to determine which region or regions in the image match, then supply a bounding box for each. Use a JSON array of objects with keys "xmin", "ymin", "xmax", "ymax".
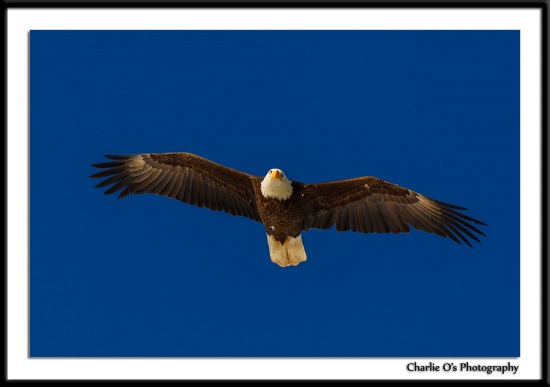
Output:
[{"xmin": 90, "ymin": 152, "xmax": 486, "ymax": 267}]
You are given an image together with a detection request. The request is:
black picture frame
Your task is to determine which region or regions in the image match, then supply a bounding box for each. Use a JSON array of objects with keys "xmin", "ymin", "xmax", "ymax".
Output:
[{"xmin": 5, "ymin": 1, "xmax": 547, "ymax": 384}]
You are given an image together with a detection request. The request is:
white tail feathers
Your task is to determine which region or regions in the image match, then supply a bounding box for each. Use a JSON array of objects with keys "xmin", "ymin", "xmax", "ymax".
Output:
[{"xmin": 267, "ymin": 234, "xmax": 307, "ymax": 267}]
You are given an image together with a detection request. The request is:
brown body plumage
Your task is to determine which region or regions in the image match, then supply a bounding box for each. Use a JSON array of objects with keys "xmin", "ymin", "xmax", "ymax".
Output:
[
  {"xmin": 255, "ymin": 181, "xmax": 304, "ymax": 243},
  {"xmin": 90, "ymin": 152, "xmax": 487, "ymax": 267}
]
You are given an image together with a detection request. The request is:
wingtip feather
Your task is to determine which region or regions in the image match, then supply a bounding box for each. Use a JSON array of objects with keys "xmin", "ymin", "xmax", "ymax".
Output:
[
  {"xmin": 117, "ymin": 188, "xmax": 130, "ymax": 199},
  {"xmin": 103, "ymin": 154, "xmax": 131, "ymax": 160}
]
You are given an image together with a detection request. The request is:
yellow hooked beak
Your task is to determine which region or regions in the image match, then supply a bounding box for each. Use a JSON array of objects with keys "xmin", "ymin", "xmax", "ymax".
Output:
[{"xmin": 271, "ymin": 170, "xmax": 280, "ymax": 179}]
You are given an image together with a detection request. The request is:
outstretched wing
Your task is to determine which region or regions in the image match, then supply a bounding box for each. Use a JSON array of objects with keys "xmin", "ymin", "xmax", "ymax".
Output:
[
  {"xmin": 300, "ymin": 176, "xmax": 486, "ymax": 247},
  {"xmin": 90, "ymin": 153, "xmax": 261, "ymax": 222}
]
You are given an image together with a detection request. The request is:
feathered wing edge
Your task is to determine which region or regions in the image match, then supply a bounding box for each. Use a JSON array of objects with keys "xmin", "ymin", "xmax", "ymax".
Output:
[
  {"xmin": 300, "ymin": 177, "xmax": 487, "ymax": 247},
  {"xmin": 90, "ymin": 153, "xmax": 262, "ymax": 222}
]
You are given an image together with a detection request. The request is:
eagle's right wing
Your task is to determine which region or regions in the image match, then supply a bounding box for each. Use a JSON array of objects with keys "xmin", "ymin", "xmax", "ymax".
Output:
[{"xmin": 90, "ymin": 153, "xmax": 262, "ymax": 222}]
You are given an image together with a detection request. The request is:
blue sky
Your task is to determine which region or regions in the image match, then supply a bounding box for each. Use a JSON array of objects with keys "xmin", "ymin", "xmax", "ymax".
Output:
[{"xmin": 30, "ymin": 30, "xmax": 519, "ymax": 357}]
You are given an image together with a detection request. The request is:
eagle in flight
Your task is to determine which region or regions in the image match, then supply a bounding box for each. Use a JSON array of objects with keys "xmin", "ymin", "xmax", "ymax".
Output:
[{"xmin": 90, "ymin": 152, "xmax": 486, "ymax": 267}]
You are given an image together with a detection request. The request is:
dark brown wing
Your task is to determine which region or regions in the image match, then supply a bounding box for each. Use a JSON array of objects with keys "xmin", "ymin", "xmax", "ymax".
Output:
[
  {"xmin": 90, "ymin": 153, "xmax": 261, "ymax": 222},
  {"xmin": 300, "ymin": 176, "xmax": 486, "ymax": 247}
]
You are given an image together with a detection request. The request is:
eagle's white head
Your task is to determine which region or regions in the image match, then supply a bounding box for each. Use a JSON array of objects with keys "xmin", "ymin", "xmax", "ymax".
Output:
[{"xmin": 260, "ymin": 168, "xmax": 293, "ymax": 200}]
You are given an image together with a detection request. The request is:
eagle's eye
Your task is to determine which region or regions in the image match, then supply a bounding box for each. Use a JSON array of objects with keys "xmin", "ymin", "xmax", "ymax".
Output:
[
  {"xmin": 268, "ymin": 171, "xmax": 272, "ymax": 175},
  {"xmin": 281, "ymin": 173, "xmax": 285, "ymax": 178}
]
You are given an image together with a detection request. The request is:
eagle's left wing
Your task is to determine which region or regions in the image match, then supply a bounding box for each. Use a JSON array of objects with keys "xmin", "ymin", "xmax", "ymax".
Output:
[{"xmin": 300, "ymin": 176, "xmax": 486, "ymax": 247}]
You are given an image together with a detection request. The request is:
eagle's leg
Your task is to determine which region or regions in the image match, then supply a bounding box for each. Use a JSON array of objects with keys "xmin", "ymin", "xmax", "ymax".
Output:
[{"xmin": 266, "ymin": 234, "xmax": 307, "ymax": 267}]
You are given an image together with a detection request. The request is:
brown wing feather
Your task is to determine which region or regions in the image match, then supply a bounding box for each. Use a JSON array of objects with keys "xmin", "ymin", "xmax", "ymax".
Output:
[
  {"xmin": 300, "ymin": 176, "xmax": 486, "ymax": 246},
  {"xmin": 90, "ymin": 152, "xmax": 262, "ymax": 222}
]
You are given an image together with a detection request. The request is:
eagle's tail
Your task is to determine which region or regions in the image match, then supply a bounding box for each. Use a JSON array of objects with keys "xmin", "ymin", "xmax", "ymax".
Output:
[{"xmin": 267, "ymin": 234, "xmax": 307, "ymax": 267}]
